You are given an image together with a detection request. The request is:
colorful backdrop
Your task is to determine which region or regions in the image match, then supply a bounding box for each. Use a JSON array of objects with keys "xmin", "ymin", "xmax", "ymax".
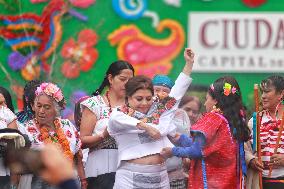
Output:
[{"xmin": 0, "ymin": 0, "xmax": 283, "ymax": 117}]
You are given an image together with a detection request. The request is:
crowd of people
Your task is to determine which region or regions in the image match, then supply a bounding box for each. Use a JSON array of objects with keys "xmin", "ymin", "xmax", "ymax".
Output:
[{"xmin": 0, "ymin": 47, "xmax": 283, "ymax": 189}]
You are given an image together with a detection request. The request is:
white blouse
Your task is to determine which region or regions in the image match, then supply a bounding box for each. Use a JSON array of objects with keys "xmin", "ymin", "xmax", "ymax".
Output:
[
  {"xmin": 80, "ymin": 95, "xmax": 118, "ymax": 177},
  {"xmin": 0, "ymin": 106, "xmax": 16, "ymax": 129}
]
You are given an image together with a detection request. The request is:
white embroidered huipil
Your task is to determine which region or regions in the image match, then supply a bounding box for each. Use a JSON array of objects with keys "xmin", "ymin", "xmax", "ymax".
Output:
[
  {"xmin": 108, "ymin": 73, "xmax": 192, "ymax": 167},
  {"xmin": 23, "ymin": 118, "xmax": 81, "ymax": 154},
  {"xmin": 0, "ymin": 106, "xmax": 17, "ymax": 176},
  {"xmin": 80, "ymin": 95, "xmax": 118, "ymax": 178}
]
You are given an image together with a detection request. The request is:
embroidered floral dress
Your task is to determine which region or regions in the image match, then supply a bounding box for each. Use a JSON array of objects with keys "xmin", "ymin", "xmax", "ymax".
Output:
[{"xmin": 24, "ymin": 118, "xmax": 81, "ymax": 155}]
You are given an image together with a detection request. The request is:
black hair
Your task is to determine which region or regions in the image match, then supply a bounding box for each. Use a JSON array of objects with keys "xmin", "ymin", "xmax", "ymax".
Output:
[
  {"xmin": 260, "ymin": 75, "xmax": 284, "ymax": 94},
  {"xmin": 208, "ymin": 76, "xmax": 250, "ymax": 141},
  {"xmin": 16, "ymin": 80, "xmax": 42, "ymax": 123},
  {"xmin": 0, "ymin": 86, "xmax": 14, "ymax": 113},
  {"xmin": 92, "ymin": 60, "xmax": 134, "ymax": 96},
  {"xmin": 74, "ymin": 96, "xmax": 89, "ymax": 131}
]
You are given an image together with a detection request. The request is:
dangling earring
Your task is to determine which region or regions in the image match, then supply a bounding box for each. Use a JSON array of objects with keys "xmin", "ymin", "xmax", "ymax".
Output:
[{"xmin": 212, "ymin": 105, "xmax": 222, "ymax": 114}]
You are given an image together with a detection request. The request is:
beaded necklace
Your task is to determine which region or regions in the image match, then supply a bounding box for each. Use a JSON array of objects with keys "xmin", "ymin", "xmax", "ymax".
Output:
[{"xmin": 105, "ymin": 90, "xmax": 112, "ymax": 114}]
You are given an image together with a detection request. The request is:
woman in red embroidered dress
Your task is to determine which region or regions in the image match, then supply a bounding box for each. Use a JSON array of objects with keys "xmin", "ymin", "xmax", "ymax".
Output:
[{"xmin": 161, "ymin": 76, "xmax": 250, "ymax": 189}]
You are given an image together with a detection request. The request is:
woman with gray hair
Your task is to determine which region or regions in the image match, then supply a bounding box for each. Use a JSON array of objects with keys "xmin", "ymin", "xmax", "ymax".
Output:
[{"xmin": 20, "ymin": 82, "xmax": 84, "ymax": 189}]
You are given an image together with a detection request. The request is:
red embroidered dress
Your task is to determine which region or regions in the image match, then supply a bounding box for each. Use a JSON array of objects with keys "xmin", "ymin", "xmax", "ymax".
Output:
[{"xmin": 189, "ymin": 112, "xmax": 239, "ymax": 189}]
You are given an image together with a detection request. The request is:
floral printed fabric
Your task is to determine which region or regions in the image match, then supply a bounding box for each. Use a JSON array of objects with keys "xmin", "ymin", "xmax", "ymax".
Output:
[{"xmin": 24, "ymin": 118, "xmax": 81, "ymax": 154}]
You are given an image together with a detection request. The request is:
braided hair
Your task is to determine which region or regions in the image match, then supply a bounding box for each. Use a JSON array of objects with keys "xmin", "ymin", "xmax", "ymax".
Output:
[
  {"xmin": 16, "ymin": 80, "xmax": 42, "ymax": 123},
  {"xmin": 92, "ymin": 60, "xmax": 134, "ymax": 96}
]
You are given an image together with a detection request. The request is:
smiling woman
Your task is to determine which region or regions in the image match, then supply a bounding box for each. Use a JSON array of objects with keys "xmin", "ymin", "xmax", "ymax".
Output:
[
  {"xmin": 107, "ymin": 48, "xmax": 194, "ymax": 189},
  {"xmin": 245, "ymin": 75, "xmax": 284, "ymax": 189}
]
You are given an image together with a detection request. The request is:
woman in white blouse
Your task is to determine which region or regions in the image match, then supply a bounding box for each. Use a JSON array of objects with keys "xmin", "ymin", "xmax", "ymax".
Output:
[
  {"xmin": 108, "ymin": 48, "xmax": 194, "ymax": 189},
  {"xmin": 0, "ymin": 87, "xmax": 18, "ymax": 189}
]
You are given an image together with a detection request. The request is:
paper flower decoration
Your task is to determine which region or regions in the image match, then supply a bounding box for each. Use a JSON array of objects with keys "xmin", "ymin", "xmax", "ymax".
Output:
[
  {"xmin": 223, "ymin": 83, "xmax": 239, "ymax": 96},
  {"xmin": 60, "ymin": 29, "xmax": 98, "ymax": 78},
  {"xmin": 223, "ymin": 83, "xmax": 232, "ymax": 96},
  {"xmin": 35, "ymin": 82, "xmax": 65, "ymax": 103}
]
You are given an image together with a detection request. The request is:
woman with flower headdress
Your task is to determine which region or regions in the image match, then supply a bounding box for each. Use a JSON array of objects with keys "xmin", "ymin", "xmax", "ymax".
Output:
[
  {"xmin": 20, "ymin": 82, "xmax": 82, "ymax": 189},
  {"xmin": 161, "ymin": 76, "xmax": 251, "ymax": 189}
]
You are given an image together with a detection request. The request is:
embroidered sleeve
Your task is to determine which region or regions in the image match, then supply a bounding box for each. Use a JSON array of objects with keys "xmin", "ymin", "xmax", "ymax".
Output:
[
  {"xmin": 80, "ymin": 96, "xmax": 101, "ymax": 119},
  {"xmin": 64, "ymin": 119, "xmax": 82, "ymax": 154},
  {"xmin": 191, "ymin": 113, "xmax": 232, "ymax": 157}
]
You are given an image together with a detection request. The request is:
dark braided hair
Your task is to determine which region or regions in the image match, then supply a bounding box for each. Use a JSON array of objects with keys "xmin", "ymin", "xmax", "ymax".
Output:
[
  {"xmin": 16, "ymin": 80, "xmax": 42, "ymax": 123},
  {"xmin": 0, "ymin": 86, "xmax": 14, "ymax": 113},
  {"xmin": 208, "ymin": 76, "xmax": 250, "ymax": 142},
  {"xmin": 92, "ymin": 60, "xmax": 134, "ymax": 96}
]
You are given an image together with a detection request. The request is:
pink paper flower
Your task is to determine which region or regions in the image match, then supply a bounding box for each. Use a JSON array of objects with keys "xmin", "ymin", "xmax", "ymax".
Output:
[{"xmin": 36, "ymin": 82, "xmax": 64, "ymax": 103}]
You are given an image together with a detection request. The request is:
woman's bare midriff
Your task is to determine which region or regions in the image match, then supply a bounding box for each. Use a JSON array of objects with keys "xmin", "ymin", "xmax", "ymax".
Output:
[{"xmin": 127, "ymin": 154, "xmax": 165, "ymax": 165}]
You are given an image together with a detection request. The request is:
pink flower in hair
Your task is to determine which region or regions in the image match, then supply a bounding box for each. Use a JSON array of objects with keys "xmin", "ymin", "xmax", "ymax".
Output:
[
  {"xmin": 231, "ymin": 87, "xmax": 237, "ymax": 94},
  {"xmin": 35, "ymin": 82, "xmax": 64, "ymax": 103},
  {"xmin": 210, "ymin": 84, "xmax": 214, "ymax": 91}
]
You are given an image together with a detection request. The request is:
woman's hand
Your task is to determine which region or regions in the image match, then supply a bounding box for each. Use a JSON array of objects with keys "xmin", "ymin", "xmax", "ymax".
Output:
[
  {"xmin": 160, "ymin": 147, "xmax": 173, "ymax": 159},
  {"xmin": 184, "ymin": 48, "xmax": 194, "ymax": 64},
  {"xmin": 168, "ymin": 133, "xmax": 181, "ymax": 144},
  {"xmin": 137, "ymin": 122, "xmax": 161, "ymax": 140},
  {"xmin": 249, "ymin": 158, "xmax": 264, "ymax": 172},
  {"xmin": 269, "ymin": 154, "xmax": 284, "ymax": 168},
  {"xmin": 182, "ymin": 48, "xmax": 195, "ymax": 76}
]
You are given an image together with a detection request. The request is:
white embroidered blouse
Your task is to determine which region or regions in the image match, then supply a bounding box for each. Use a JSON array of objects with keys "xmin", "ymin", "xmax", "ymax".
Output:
[{"xmin": 23, "ymin": 118, "xmax": 81, "ymax": 155}]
